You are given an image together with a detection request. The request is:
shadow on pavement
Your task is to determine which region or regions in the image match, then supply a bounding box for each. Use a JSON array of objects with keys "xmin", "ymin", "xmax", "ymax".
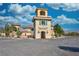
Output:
[{"xmin": 58, "ymin": 46, "xmax": 79, "ymax": 52}]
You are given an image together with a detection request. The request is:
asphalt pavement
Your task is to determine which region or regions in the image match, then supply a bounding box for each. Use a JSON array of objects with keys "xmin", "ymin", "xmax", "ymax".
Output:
[{"xmin": 0, "ymin": 36, "xmax": 79, "ymax": 56}]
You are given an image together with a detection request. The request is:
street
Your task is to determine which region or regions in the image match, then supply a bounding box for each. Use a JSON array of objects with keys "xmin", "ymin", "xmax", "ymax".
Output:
[{"xmin": 0, "ymin": 36, "xmax": 79, "ymax": 56}]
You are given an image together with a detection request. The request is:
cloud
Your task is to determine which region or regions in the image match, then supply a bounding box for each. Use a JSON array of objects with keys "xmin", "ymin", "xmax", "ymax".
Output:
[
  {"xmin": 0, "ymin": 9, "xmax": 6, "ymax": 14},
  {"xmin": 0, "ymin": 16, "xmax": 19, "ymax": 24},
  {"xmin": 9, "ymin": 4, "xmax": 22, "ymax": 14},
  {"xmin": 15, "ymin": 16, "xmax": 32, "ymax": 24},
  {"xmin": 53, "ymin": 15, "xmax": 79, "ymax": 25},
  {"xmin": 0, "ymin": 15, "xmax": 32, "ymax": 26},
  {"xmin": 0, "ymin": 16, "xmax": 20, "ymax": 28},
  {"xmin": 9, "ymin": 4, "xmax": 36, "ymax": 15},
  {"xmin": 47, "ymin": 3, "xmax": 79, "ymax": 11},
  {"xmin": 47, "ymin": 3, "xmax": 62, "ymax": 10},
  {"xmin": 0, "ymin": 3, "xmax": 3, "ymax": 6},
  {"xmin": 8, "ymin": 4, "xmax": 36, "ymax": 26},
  {"xmin": 52, "ymin": 15, "xmax": 79, "ymax": 32}
]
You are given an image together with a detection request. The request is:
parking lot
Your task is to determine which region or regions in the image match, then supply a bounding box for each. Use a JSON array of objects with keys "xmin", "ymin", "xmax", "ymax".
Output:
[{"xmin": 0, "ymin": 36, "xmax": 79, "ymax": 56}]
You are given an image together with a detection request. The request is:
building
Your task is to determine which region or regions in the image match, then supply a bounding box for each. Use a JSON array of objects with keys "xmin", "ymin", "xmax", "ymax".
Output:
[
  {"xmin": 20, "ymin": 26, "xmax": 33, "ymax": 38},
  {"xmin": 0, "ymin": 33, "xmax": 5, "ymax": 37},
  {"xmin": 13, "ymin": 24, "xmax": 20, "ymax": 30},
  {"xmin": 9, "ymin": 31, "xmax": 17, "ymax": 37},
  {"xmin": 0, "ymin": 8, "xmax": 54, "ymax": 39},
  {"xmin": 9, "ymin": 24, "xmax": 20, "ymax": 37},
  {"xmin": 33, "ymin": 8, "xmax": 53, "ymax": 39},
  {"xmin": 8, "ymin": 23, "xmax": 33, "ymax": 38}
]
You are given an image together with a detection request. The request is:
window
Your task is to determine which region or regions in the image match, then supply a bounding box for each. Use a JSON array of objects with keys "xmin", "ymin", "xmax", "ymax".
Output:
[
  {"xmin": 40, "ymin": 11, "xmax": 45, "ymax": 15},
  {"xmin": 39, "ymin": 20, "xmax": 47, "ymax": 25},
  {"xmin": 42, "ymin": 20, "xmax": 45, "ymax": 25}
]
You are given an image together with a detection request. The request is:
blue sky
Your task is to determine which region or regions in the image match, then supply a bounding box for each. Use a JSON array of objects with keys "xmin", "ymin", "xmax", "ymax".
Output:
[{"xmin": 0, "ymin": 3, "xmax": 79, "ymax": 32}]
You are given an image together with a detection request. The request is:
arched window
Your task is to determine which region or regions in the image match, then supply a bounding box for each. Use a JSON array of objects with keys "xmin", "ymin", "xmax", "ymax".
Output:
[{"xmin": 40, "ymin": 11, "xmax": 45, "ymax": 15}]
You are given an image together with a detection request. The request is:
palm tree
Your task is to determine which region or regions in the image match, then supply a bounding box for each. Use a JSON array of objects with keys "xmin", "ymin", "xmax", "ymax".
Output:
[{"xmin": 5, "ymin": 23, "xmax": 11, "ymax": 37}]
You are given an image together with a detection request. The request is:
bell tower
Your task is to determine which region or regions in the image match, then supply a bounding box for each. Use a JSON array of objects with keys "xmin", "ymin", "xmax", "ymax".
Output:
[
  {"xmin": 33, "ymin": 8, "xmax": 52, "ymax": 39},
  {"xmin": 36, "ymin": 8, "xmax": 48, "ymax": 17}
]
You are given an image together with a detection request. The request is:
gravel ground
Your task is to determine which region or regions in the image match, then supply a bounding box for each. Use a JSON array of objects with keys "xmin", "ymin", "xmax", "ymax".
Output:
[{"xmin": 0, "ymin": 36, "xmax": 79, "ymax": 56}]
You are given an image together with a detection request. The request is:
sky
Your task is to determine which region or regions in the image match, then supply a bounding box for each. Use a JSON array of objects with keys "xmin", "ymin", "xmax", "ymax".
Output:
[{"xmin": 0, "ymin": 3, "xmax": 79, "ymax": 32}]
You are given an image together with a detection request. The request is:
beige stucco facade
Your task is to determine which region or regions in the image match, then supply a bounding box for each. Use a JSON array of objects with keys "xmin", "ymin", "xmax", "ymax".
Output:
[
  {"xmin": 14, "ymin": 25, "xmax": 20, "ymax": 30},
  {"xmin": 20, "ymin": 28, "xmax": 33, "ymax": 38},
  {"xmin": 9, "ymin": 31, "xmax": 17, "ymax": 37},
  {"xmin": 33, "ymin": 8, "xmax": 53, "ymax": 39},
  {"xmin": 36, "ymin": 8, "xmax": 48, "ymax": 17},
  {"xmin": 20, "ymin": 32, "xmax": 27, "ymax": 38},
  {"xmin": 0, "ymin": 33, "xmax": 6, "ymax": 37},
  {"xmin": 34, "ymin": 20, "xmax": 52, "ymax": 39}
]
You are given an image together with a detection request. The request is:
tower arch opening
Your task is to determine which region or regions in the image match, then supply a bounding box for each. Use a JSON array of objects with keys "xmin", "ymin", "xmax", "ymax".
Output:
[{"xmin": 40, "ymin": 11, "xmax": 45, "ymax": 16}]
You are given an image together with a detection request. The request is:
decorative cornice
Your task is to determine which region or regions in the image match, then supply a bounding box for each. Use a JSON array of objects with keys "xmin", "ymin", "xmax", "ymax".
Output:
[{"xmin": 33, "ymin": 16, "xmax": 51, "ymax": 21}]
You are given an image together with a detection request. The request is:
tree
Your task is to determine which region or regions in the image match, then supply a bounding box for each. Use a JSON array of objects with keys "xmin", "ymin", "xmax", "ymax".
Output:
[
  {"xmin": 5, "ymin": 23, "xmax": 17, "ymax": 37},
  {"xmin": 10, "ymin": 24, "xmax": 17, "ymax": 32},
  {"xmin": 9, "ymin": 24, "xmax": 17, "ymax": 37},
  {"xmin": 54, "ymin": 24, "xmax": 64, "ymax": 37},
  {"xmin": 16, "ymin": 30, "xmax": 21, "ymax": 38},
  {"xmin": 5, "ymin": 23, "xmax": 11, "ymax": 37}
]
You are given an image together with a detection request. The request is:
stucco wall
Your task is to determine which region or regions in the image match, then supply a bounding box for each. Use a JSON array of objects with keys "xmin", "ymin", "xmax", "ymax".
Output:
[
  {"xmin": 36, "ymin": 9, "xmax": 48, "ymax": 17},
  {"xmin": 34, "ymin": 20, "xmax": 52, "ymax": 39}
]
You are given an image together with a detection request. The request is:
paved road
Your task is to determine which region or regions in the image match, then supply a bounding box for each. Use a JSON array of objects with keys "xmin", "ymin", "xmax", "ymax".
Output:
[{"xmin": 0, "ymin": 36, "xmax": 79, "ymax": 56}]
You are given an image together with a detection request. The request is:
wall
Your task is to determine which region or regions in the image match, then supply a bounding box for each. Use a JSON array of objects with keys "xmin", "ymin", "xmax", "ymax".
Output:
[
  {"xmin": 34, "ymin": 20, "xmax": 52, "ymax": 39},
  {"xmin": 36, "ymin": 9, "xmax": 47, "ymax": 17}
]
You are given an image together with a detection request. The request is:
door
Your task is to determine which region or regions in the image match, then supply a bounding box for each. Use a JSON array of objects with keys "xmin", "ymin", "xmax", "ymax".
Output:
[{"xmin": 41, "ymin": 31, "xmax": 45, "ymax": 39}]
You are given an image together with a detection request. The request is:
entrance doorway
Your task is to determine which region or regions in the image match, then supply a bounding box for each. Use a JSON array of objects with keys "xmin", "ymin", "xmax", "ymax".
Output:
[{"xmin": 41, "ymin": 31, "xmax": 45, "ymax": 39}]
